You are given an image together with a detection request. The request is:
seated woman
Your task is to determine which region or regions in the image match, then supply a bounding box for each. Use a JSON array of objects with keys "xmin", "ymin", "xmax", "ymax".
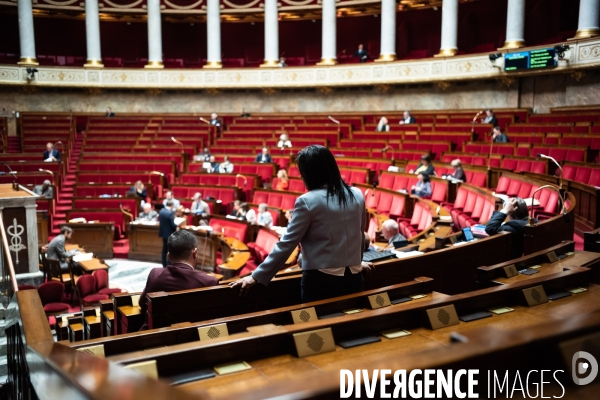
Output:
[
  {"xmin": 376, "ymin": 117, "xmax": 390, "ymax": 132},
  {"xmin": 411, "ymin": 173, "xmax": 432, "ymax": 198},
  {"xmin": 410, "ymin": 154, "xmax": 435, "ymax": 176},
  {"xmin": 275, "ymin": 169, "xmax": 289, "ymax": 191},
  {"xmin": 130, "ymin": 180, "xmax": 147, "ymax": 200},
  {"xmin": 277, "ymin": 133, "xmax": 292, "ymax": 150},
  {"xmin": 219, "ymin": 155, "xmax": 234, "ymax": 174},
  {"xmin": 447, "ymin": 159, "xmax": 465, "ymax": 181}
]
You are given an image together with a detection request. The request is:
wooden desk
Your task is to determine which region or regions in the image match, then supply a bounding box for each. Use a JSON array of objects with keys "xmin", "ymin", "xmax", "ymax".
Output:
[
  {"xmin": 118, "ymin": 305, "xmax": 143, "ymax": 334},
  {"xmin": 37, "ymin": 211, "xmax": 49, "ymax": 246},
  {"xmin": 128, "ymin": 222, "xmax": 163, "ymax": 263},
  {"xmin": 184, "ymin": 227, "xmax": 221, "ymax": 270},
  {"xmin": 63, "ymin": 223, "xmax": 114, "ymax": 259},
  {"xmin": 79, "ymin": 258, "xmax": 109, "ymax": 274},
  {"xmin": 83, "ymin": 315, "xmax": 102, "ymax": 340},
  {"xmin": 219, "ymin": 238, "xmax": 250, "ymax": 279}
]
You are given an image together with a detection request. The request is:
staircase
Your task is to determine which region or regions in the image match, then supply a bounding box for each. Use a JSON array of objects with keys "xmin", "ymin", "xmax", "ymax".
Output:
[
  {"xmin": 6, "ymin": 137, "xmax": 21, "ymax": 153},
  {"xmin": 52, "ymin": 136, "xmax": 82, "ymax": 236},
  {"xmin": 50, "ymin": 135, "xmax": 130, "ymax": 258}
]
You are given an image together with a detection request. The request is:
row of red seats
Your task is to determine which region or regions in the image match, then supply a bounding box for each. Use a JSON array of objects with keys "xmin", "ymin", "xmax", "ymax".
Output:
[
  {"xmin": 404, "ymin": 161, "xmax": 488, "ymax": 188},
  {"xmin": 170, "ymin": 186, "xmax": 238, "ymax": 205},
  {"xmin": 252, "ymin": 190, "xmax": 299, "ymax": 211},
  {"xmin": 463, "ymin": 142, "xmax": 588, "ymax": 162},
  {"xmin": 271, "ymin": 178, "xmax": 306, "ymax": 193},
  {"xmin": 495, "ymin": 174, "xmax": 561, "ymax": 220},
  {"xmin": 561, "ymin": 162, "xmax": 600, "ymax": 187},
  {"xmin": 188, "ymin": 162, "xmax": 275, "ymax": 183},
  {"xmin": 445, "ymin": 185, "xmax": 495, "ymax": 230},
  {"xmin": 397, "ymin": 201, "xmax": 434, "ymax": 239},
  {"xmin": 377, "ymin": 172, "xmax": 447, "ymax": 203}
]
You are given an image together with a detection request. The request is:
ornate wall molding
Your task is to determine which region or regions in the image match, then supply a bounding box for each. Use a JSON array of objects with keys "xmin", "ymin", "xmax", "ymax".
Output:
[{"xmin": 1, "ymin": 38, "xmax": 599, "ymax": 90}]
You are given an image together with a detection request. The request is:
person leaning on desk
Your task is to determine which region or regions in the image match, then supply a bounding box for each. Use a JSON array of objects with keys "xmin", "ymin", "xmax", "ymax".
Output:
[{"xmin": 230, "ymin": 145, "xmax": 374, "ymax": 302}]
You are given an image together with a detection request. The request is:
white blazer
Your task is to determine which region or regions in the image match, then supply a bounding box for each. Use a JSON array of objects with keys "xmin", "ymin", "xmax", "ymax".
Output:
[{"xmin": 252, "ymin": 186, "xmax": 366, "ymax": 285}]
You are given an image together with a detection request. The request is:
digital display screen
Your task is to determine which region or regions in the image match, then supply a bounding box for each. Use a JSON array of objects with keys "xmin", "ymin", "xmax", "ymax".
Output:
[{"xmin": 504, "ymin": 48, "xmax": 557, "ymax": 71}]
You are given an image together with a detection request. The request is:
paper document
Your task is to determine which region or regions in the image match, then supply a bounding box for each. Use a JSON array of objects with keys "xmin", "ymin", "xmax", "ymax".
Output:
[{"xmin": 73, "ymin": 253, "xmax": 94, "ymax": 262}]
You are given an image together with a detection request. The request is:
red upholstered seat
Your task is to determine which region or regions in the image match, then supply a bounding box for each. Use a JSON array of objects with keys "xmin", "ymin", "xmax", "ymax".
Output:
[
  {"xmin": 18, "ymin": 284, "xmax": 37, "ymax": 291},
  {"xmin": 93, "ymin": 270, "xmax": 122, "ymax": 295},
  {"xmin": 43, "ymin": 303, "xmax": 70, "ymax": 313},
  {"xmin": 574, "ymin": 167, "xmax": 592, "ymax": 184},
  {"xmin": 496, "ymin": 176, "xmax": 510, "ymax": 194},
  {"xmin": 388, "ymin": 196, "xmax": 405, "ymax": 218},
  {"xmin": 77, "ymin": 274, "xmax": 109, "ymax": 306},
  {"xmin": 83, "ymin": 294, "xmax": 110, "ymax": 303}
]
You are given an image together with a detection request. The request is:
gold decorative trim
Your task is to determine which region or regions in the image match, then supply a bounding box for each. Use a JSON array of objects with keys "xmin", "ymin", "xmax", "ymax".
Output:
[
  {"xmin": 84, "ymin": 59, "xmax": 104, "ymax": 68},
  {"xmin": 498, "ymin": 40, "xmax": 526, "ymax": 50},
  {"xmin": 260, "ymin": 60, "xmax": 279, "ymax": 68},
  {"xmin": 569, "ymin": 28, "xmax": 600, "ymax": 41},
  {"xmin": 17, "ymin": 57, "xmax": 39, "ymax": 66},
  {"xmin": 316, "ymin": 57, "xmax": 337, "ymax": 66},
  {"xmin": 375, "ymin": 53, "xmax": 397, "ymax": 62},
  {"xmin": 222, "ymin": 0, "xmax": 260, "ymax": 8},
  {"xmin": 103, "ymin": 0, "xmax": 144, "ymax": 8},
  {"xmin": 203, "ymin": 61, "xmax": 223, "ymax": 69},
  {"xmin": 144, "ymin": 61, "xmax": 164, "ymax": 69},
  {"xmin": 163, "ymin": 0, "xmax": 203, "ymax": 10},
  {"xmin": 434, "ymin": 48, "xmax": 458, "ymax": 57}
]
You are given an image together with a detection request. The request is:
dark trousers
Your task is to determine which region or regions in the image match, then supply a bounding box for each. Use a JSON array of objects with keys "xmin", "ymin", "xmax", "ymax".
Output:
[
  {"xmin": 301, "ymin": 268, "xmax": 364, "ymax": 303},
  {"xmin": 161, "ymin": 238, "xmax": 170, "ymax": 267}
]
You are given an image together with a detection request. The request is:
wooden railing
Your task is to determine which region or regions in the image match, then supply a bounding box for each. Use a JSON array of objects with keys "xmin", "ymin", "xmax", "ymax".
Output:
[{"xmin": 1, "ymin": 211, "xmax": 194, "ymax": 400}]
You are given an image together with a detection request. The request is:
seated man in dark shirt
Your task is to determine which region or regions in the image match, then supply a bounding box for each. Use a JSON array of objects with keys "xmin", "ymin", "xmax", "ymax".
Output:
[
  {"xmin": 485, "ymin": 197, "xmax": 533, "ymax": 259},
  {"xmin": 354, "ymin": 44, "xmax": 368, "ymax": 62},
  {"xmin": 139, "ymin": 230, "xmax": 219, "ymax": 329},
  {"xmin": 492, "ymin": 126, "xmax": 508, "ymax": 143}
]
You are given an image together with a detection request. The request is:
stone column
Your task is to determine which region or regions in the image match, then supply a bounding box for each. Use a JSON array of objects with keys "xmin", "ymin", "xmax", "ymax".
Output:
[
  {"xmin": 571, "ymin": 0, "xmax": 600, "ymax": 39},
  {"xmin": 204, "ymin": 0, "xmax": 222, "ymax": 68},
  {"xmin": 84, "ymin": 0, "xmax": 103, "ymax": 68},
  {"xmin": 436, "ymin": 0, "xmax": 459, "ymax": 56},
  {"xmin": 145, "ymin": 0, "xmax": 164, "ymax": 68},
  {"xmin": 261, "ymin": 0, "xmax": 279, "ymax": 67},
  {"xmin": 377, "ymin": 0, "xmax": 397, "ymax": 61},
  {"xmin": 500, "ymin": 0, "xmax": 526, "ymax": 49},
  {"xmin": 17, "ymin": 0, "xmax": 38, "ymax": 65},
  {"xmin": 317, "ymin": 0, "xmax": 337, "ymax": 65}
]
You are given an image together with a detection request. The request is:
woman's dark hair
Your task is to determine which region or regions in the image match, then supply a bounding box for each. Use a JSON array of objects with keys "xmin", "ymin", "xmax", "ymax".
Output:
[
  {"xmin": 240, "ymin": 203, "xmax": 250, "ymax": 212},
  {"xmin": 420, "ymin": 154, "xmax": 431, "ymax": 164},
  {"xmin": 418, "ymin": 173, "xmax": 430, "ymax": 182},
  {"xmin": 296, "ymin": 145, "xmax": 356, "ymax": 207}
]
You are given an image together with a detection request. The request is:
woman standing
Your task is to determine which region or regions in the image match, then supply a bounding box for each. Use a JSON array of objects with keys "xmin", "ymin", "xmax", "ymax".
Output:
[{"xmin": 230, "ymin": 145, "xmax": 373, "ymax": 302}]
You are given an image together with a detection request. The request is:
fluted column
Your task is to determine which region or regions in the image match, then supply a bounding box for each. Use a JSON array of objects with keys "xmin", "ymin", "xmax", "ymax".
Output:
[
  {"xmin": 17, "ymin": 0, "xmax": 37, "ymax": 65},
  {"xmin": 500, "ymin": 0, "xmax": 526, "ymax": 49},
  {"xmin": 204, "ymin": 0, "xmax": 222, "ymax": 68},
  {"xmin": 84, "ymin": 0, "xmax": 103, "ymax": 67},
  {"xmin": 571, "ymin": 0, "xmax": 600, "ymax": 39},
  {"xmin": 377, "ymin": 0, "xmax": 397, "ymax": 61},
  {"xmin": 436, "ymin": 0, "xmax": 459, "ymax": 56},
  {"xmin": 261, "ymin": 0, "xmax": 279, "ymax": 67},
  {"xmin": 317, "ymin": 0, "xmax": 337, "ymax": 65},
  {"xmin": 145, "ymin": 0, "xmax": 164, "ymax": 68}
]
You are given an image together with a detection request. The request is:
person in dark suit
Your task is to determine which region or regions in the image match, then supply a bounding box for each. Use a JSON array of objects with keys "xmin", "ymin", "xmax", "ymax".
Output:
[
  {"xmin": 255, "ymin": 147, "xmax": 273, "ymax": 163},
  {"xmin": 485, "ymin": 197, "xmax": 532, "ymax": 259},
  {"xmin": 158, "ymin": 201, "xmax": 178, "ymax": 267},
  {"xmin": 209, "ymin": 113, "xmax": 221, "ymax": 127},
  {"xmin": 139, "ymin": 230, "xmax": 219, "ymax": 328},
  {"xmin": 492, "ymin": 126, "xmax": 508, "ymax": 143},
  {"xmin": 482, "ymin": 109, "xmax": 497, "ymax": 125},
  {"xmin": 354, "ymin": 44, "xmax": 368, "ymax": 62},
  {"xmin": 399, "ymin": 111, "xmax": 416, "ymax": 125},
  {"xmin": 105, "ymin": 107, "xmax": 115, "ymax": 117},
  {"xmin": 43, "ymin": 142, "xmax": 61, "ymax": 162}
]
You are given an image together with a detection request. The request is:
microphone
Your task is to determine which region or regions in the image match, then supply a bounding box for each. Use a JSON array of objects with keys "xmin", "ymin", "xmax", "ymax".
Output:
[
  {"xmin": 382, "ymin": 145, "xmax": 394, "ymax": 161},
  {"xmin": 235, "ymin": 174, "xmax": 247, "ymax": 187},
  {"xmin": 537, "ymin": 154, "xmax": 563, "ymax": 189},
  {"xmin": 198, "ymin": 117, "xmax": 210, "ymax": 125},
  {"xmin": 120, "ymin": 203, "xmax": 134, "ymax": 221},
  {"xmin": 328, "ymin": 116, "xmax": 340, "ymax": 125},
  {"xmin": 54, "ymin": 141, "xmax": 63, "ymax": 147},
  {"xmin": 148, "ymin": 170, "xmax": 165, "ymax": 185},
  {"xmin": 171, "ymin": 137, "xmax": 183, "ymax": 146},
  {"xmin": 1, "ymin": 163, "xmax": 18, "ymax": 190}
]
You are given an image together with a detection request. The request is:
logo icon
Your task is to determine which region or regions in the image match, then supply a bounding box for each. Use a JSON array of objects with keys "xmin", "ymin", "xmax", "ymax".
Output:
[
  {"xmin": 531, "ymin": 288, "xmax": 541, "ymax": 303},
  {"xmin": 207, "ymin": 327, "xmax": 221, "ymax": 339},
  {"xmin": 7, "ymin": 218, "xmax": 26, "ymax": 265},
  {"xmin": 299, "ymin": 310, "xmax": 311, "ymax": 322},
  {"xmin": 307, "ymin": 333, "xmax": 324, "ymax": 352},
  {"xmin": 375, "ymin": 295, "xmax": 384, "ymax": 307},
  {"xmin": 437, "ymin": 309, "xmax": 451, "ymax": 325},
  {"xmin": 572, "ymin": 351, "xmax": 598, "ymax": 385}
]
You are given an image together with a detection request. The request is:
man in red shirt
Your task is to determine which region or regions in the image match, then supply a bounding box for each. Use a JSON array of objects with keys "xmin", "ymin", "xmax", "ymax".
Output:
[{"xmin": 139, "ymin": 230, "xmax": 218, "ymax": 328}]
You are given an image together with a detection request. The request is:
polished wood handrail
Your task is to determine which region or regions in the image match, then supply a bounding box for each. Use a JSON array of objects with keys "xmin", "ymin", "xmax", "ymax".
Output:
[{"xmin": 0, "ymin": 211, "xmax": 19, "ymax": 293}]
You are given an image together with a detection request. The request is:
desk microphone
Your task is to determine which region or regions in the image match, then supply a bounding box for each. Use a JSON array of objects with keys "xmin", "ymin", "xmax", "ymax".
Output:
[
  {"xmin": 537, "ymin": 153, "xmax": 563, "ymax": 189},
  {"xmin": 1, "ymin": 163, "xmax": 18, "ymax": 190},
  {"xmin": 328, "ymin": 116, "xmax": 340, "ymax": 125},
  {"xmin": 236, "ymin": 174, "xmax": 247, "ymax": 187}
]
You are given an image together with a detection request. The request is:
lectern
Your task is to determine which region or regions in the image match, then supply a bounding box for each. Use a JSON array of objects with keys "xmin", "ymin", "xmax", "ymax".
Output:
[{"xmin": 0, "ymin": 184, "xmax": 39, "ymax": 274}]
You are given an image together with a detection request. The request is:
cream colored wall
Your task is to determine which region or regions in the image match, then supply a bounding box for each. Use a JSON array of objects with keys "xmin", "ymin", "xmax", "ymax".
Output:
[{"xmin": 1, "ymin": 73, "xmax": 598, "ymax": 115}]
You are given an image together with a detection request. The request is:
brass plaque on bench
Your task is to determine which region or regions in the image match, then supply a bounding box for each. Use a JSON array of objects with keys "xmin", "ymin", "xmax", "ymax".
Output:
[
  {"xmin": 291, "ymin": 307, "xmax": 318, "ymax": 324},
  {"xmin": 426, "ymin": 305, "xmax": 459, "ymax": 330}
]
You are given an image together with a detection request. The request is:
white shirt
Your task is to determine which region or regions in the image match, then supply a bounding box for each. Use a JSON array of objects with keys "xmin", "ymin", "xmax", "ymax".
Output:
[
  {"xmin": 277, "ymin": 140, "xmax": 292, "ymax": 148},
  {"xmin": 246, "ymin": 209, "xmax": 256, "ymax": 224}
]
